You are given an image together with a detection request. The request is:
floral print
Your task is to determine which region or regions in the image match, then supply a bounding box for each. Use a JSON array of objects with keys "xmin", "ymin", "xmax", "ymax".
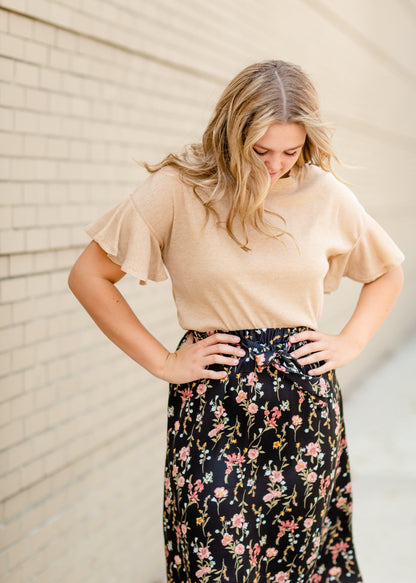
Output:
[{"xmin": 164, "ymin": 327, "xmax": 363, "ymax": 582}]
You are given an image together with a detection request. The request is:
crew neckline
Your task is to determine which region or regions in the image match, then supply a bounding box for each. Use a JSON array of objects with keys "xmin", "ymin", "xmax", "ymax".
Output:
[{"xmin": 268, "ymin": 175, "xmax": 296, "ymax": 193}]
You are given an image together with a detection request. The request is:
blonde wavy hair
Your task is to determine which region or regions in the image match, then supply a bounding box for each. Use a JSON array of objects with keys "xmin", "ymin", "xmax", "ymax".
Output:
[{"xmin": 141, "ymin": 59, "xmax": 339, "ymax": 250}]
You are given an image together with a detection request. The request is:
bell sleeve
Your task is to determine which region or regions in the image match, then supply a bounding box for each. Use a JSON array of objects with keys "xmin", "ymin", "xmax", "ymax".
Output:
[
  {"xmin": 85, "ymin": 168, "xmax": 176, "ymax": 285},
  {"xmin": 323, "ymin": 191, "xmax": 405, "ymax": 293}
]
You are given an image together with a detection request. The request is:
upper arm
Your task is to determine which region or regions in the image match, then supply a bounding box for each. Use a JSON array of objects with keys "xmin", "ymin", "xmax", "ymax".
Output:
[{"xmin": 68, "ymin": 241, "xmax": 126, "ymax": 290}]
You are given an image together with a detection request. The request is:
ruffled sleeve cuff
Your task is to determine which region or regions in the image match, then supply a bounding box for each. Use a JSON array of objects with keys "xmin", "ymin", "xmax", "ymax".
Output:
[{"xmin": 85, "ymin": 194, "xmax": 168, "ymax": 285}]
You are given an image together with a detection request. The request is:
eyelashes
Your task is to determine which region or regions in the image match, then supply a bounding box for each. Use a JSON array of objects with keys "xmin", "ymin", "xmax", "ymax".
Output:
[{"xmin": 253, "ymin": 149, "xmax": 298, "ymax": 157}]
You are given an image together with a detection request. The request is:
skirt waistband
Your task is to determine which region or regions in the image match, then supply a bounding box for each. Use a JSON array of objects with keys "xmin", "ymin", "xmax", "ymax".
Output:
[{"xmin": 191, "ymin": 326, "xmax": 313, "ymax": 347}]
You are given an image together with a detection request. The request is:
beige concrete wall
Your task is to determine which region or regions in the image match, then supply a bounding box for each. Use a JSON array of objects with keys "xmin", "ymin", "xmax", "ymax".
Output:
[{"xmin": 0, "ymin": 1, "xmax": 414, "ymax": 581}]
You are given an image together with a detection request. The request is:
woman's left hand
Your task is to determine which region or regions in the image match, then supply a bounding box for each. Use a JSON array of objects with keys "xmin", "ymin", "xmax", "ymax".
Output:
[{"xmin": 289, "ymin": 330, "xmax": 363, "ymax": 376}]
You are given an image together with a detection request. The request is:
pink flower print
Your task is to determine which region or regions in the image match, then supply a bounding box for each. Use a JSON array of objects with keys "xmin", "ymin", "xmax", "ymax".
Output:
[
  {"xmin": 329, "ymin": 567, "xmax": 342, "ymax": 577},
  {"xmin": 235, "ymin": 543, "xmax": 245, "ymax": 555},
  {"xmin": 179, "ymin": 387, "xmax": 192, "ymax": 408},
  {"xmin": 264, "ymin": 406, "xmax": 282, "ymax": 428},
  {"xmin": 231, "ymin": 513, "xmax": 245, "ymax": 528},
  {"xmin": 292, "ymin": 415, "xmax": 302, "ymax": 426},
  {"xmin": 248, "ymin": 402, "xmax": 258, "ymax": 414},
  {"xmin": 306, "ymin": 442, "xmax": 321, "ymax": 457},
  {"xmin": 266, "ymin": 547, "xmax": 278, "ymax": 558},
  {"xmin": 197, "ymin": 383, "xmax": 207, "ymax": 395},
  {"xmin": 172, "ymin": 465, "xmax": 178, "ymax": 477},
  {"xmin": 319, "ymin": 377, "xmax": 327, "ymax": 395},
  {"xmin": 236, "ymin": 390, "xmax": 247, "ymax": 403},
  {"xmin": 215, "ymin": 405, "xmax": 225, "ymax": 418},
  {"xmin": 208, "ymin": 422, "xmax": 224, "ymax": 438},
  {"xmin": 164, "ymin": 496, "xmax": 171, "ymax": 508},
  {"xmin": 263, "ymin": 490, "xmax": 281, "ymax": 502},
  {"xmin": 222, "ymin": 533, "xmax": 233, "ymax": 546},
  {"xmin": 275, "ymin": 571, "xmax": 290, "ymax": 582},
  {"xmin": 214, "ymin": 487, "xmax": 228, "ymax": 499},
  {"xmin": 174, "ymin": 554, "xmax": 181, "ymax": 565},
  {"xmin": 304, "ymin": 518, "xmax": 314, "ymax": 528},
  {"xmin": 177, "ymin": 476, "xmax": 185, "ymax": 487},
  {"xmin": 247, "ymin": 371, "xmax": 258, "ymax": 386},
  {"xmin": 197, "ymin": 546, "xmax": 210, "ymax": 560},
  {"xmin": 248, "ymin": 448, "xmax": 259, "ymax": 460},
  {"xmin": 336, "ymin": 496, "xmax": 347, "ymax": 508},
  {"xmin": 295, "ymin": 459, "xmax": 307, "ymax": 472},
  {"xmin": 196, "ymin": 566, "xmax": 211, "ymax": 577},
  {"xmin": 255, "ymin": 353, "xmax": 265, "ymax": 372},
  {"xmin": 181, "ymin": 523, "xmax": 187, "ymax": 535},
  {"xmin": 307, "ymin": 472, "xmax": 318, "ymax": 483},
  {"xmin": 330, "ymin": 541, "xmax": 349, "ymax": 561},
  {"xmin": 249, "ymin": 542, "xmax": 260, "ymax": 565},
  {"xmin": 310, "ymin": 575, "xmax": 322, "ymax": 583},
  {"xmin": 164, "ymin": 477, "xmax": 171, "ymax": 489},
  {"xmin": 345, "ymin": 481, "xmax": 353, "ymax": 493},
  {"xmin": 174, "ymin": 420, "xmax": 180, "ymax": 431},
  {"xmin": 270, "ymin": 470, "xmax": 283, "ymax": 483},
  {"xmin": 179, "ymin": 446, "xmax": 190, "ymax": 461}
]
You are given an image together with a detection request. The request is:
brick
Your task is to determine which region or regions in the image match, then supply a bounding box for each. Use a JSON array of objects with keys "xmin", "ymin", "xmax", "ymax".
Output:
[
  {"xmin": 0, "ymin": 106, "xmax": 14, "ymax": 131},
  {"xmin": 56, "ymin": 28, "xmax": 78, "ymax": 51},
  {"xmin": 0, "ymin": 131, "xmax": 22, "ymax": 156},
  {"xmin": 0, "ymin": 324, "xmax": 24, "ymax": 352},
  {"xmin": 0, "ymin": 205, "xmax": 12, "ymax": 228},
  {"xmin": 24, "ymin": 319, "xmax": 48, "ymax": 343},
  {"xmin": 0, "ymin": 303, "xmax": 12, "ymax": 327},
  {"xmin": 12, "ymin": 206, "xmax": 36, "ymax": 229},
  {"xmin": 0, "ymin": 56, "xmax": 14, "ymax": 82},
  {"xmin": 24, "ymin": 410, "xmax": 48, "ymax": 440},
  {"xmin": 0, "ymin": 82, "xmax": 25, "ymax": 108},
  {"xmin": 26, "ymin": 273, "xmax": 50, "ymax": 297},
  {"xmin": 25, "ymin": 228, "xmax": 49, "ymax": 252},
  {"xmin": 0, "ymin": 372, "xmax": 24, "ymax": 402},
  {"xmin": 23, "ymin": 39, "xmax": 48, "ymax": 66},
  {"xmin": 25, "ymin": 89, "xmax": 49, "ymax": 112},
  {"xmin": 46, "ymin": 138, "xmax": 68, "ymax": 159},
  {"xmin": 0, "ymin": 230, "xmax": 25, "ymax": 255},
  {"xmin": 23, "ymin": 364, "xmax": 46, "ymax": 392},
  {"xmin": 9, "ymin": 254, "xmax": 33, "ymax": 277},
  {"xmin": 23, "ymin": 134, "xmax": 47, "ymax": 157},
  {"xmin": 10, "ymin": 392, "xmax": 34, "ymax": 420},
  {"xmin": 14, "ymin": 110, "xmax": 39, "ymax": 133},
  {"xmin": 0, "ymin": 277, "xmax": 26, "ymax": 303},
  {"xmin": 33, "ymin": 20, "xmax": 55, "ymax": 46},
  {"xmin": 36, "ymin": 112, "xmax": 61, "ymax": 136},
  {"xmin": 0, "ymin": 419, "xmax": 24, "ymax": 449},
  {"xmin": 20, "ymin": 458, "xmax": 44, "ymax": 490},
  {"xmin": 11, "ymin": 344, "xmax": 36, "ymax": 371},
  {"xmin": 39, "ymin": 68, "xmax": 61, "ymax": 91},
  {"xmin": 0, "ymin": 470, "xmax": 23, "ymax": 500},
  {"xmin": 49, "ymin": 92, "xmax": 71, "ymax": 115},
  {"xmin": 49, "ymin": 227, "xmax": 71, "ymax": 248},
  {"xmin": 22, "ymin": 182, "xmax": 47, "ymax": 205},
  {"xmin": 0, "ymin": 351, "xmax": 11, "ymax": 376},
  {"xmin": 15, "ymin": 62, "xmax": 39, "ymax": 87},
  {"xmin": 33, "ymin": 251, "xmax": 55, "ymax": 273},
  {"xmin": 0, "ymin": 32, "xmax": 25, "ymax": 60},
  {"xmin": 49, "ymin": 47, "xmax": 70, "ymax": 70}
]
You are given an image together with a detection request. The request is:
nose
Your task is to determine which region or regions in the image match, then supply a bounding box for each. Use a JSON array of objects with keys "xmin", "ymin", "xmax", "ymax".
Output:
[{"xmin": 265, "ymin": 154, "xmax": 283, "ymax": 173}]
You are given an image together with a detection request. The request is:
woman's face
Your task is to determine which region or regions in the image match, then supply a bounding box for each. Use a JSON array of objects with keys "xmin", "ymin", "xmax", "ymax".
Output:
[{"xmin": 253, "ymin": 122, "xmax": 306, "ymax": 185}]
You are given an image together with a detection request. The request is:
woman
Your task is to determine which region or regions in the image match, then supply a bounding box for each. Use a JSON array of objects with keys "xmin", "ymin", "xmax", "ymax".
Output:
[{"xmin": 68, "ymin": 60, "xmax": 404, "ymax": 582}]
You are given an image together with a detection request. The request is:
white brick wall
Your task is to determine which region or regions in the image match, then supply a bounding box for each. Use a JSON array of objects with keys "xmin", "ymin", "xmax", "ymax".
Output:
[{"xmin": 0, "ymin": 1, "xmax": 414, "ymax": 582}]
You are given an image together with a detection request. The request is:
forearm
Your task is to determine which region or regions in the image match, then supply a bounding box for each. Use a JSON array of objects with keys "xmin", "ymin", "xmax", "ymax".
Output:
[
  {"xmin": 69, "ymin": 271, "xmax": 169, "ymax": 378},
  {"xmin": 340, "ymin": 265, "xmax": 404, "ymax": 350}
]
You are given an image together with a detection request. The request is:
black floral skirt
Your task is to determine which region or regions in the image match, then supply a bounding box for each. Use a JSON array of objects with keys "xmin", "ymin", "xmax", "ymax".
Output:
[{"xmin": 163, "ymin": 327, "xmax": 363, "ymax": 583}]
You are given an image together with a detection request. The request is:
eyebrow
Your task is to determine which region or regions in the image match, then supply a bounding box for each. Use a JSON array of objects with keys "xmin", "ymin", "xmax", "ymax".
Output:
[{"xmin": 254, "ymin": 143, "xmax": 305, "ymax": 151}]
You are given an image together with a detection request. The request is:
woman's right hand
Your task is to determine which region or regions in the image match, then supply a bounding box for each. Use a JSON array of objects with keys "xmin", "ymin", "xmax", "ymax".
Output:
[{"xmin": 159, "ymin": 332, "xmax": 246, "ymax": 385}]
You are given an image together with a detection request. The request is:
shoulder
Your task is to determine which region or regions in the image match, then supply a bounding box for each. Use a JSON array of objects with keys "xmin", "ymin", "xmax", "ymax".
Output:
[
  {"xmin": 128, "ymin": 165, "xmax": 184, "ymax": 240},
  {"xmin": 301, "ymin": 165, "xmax": 366, "ymax": 219}
]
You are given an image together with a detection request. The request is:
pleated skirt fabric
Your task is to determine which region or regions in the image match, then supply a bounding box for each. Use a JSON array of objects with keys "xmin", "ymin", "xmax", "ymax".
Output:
[{"xmin": 163, "ymin": 327, "xmax": 363, "ymax": 583}]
